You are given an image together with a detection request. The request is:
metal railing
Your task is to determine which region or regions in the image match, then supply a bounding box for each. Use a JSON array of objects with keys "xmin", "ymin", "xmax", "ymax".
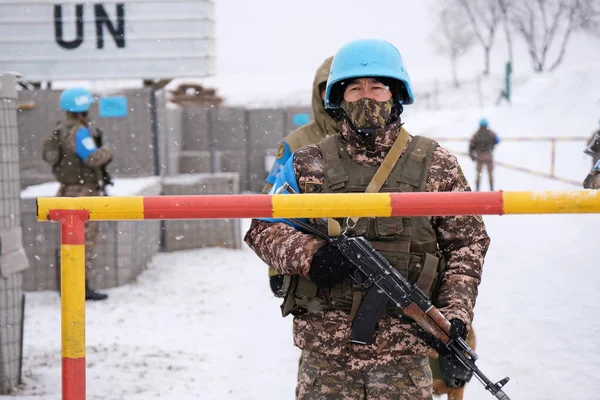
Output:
[{"xmin": 436, "ymin": 136, "xmax": 589, "ymax": 186}]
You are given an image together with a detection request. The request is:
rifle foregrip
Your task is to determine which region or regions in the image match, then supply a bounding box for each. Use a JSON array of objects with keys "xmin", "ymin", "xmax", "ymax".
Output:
[
  {"xmin": 403, "ymin": 303, "xmax": 451, "ymax": 344},
  {"xmin": 426, "ymin": 307, "xmax": 452, "ymax": 335}
]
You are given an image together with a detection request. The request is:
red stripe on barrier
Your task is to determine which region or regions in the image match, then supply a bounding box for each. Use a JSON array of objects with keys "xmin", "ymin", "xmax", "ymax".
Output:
[
  {"xmin": 143, "ymin": 195, "xmax": 274, "ymax": 219},
  {"xmin": 49, "ymin": 210, "xmax": 89, "ymax": 245},
  {"xmin": 62, "ymin": 357, "xmax": 85, "ymax": 400},
  {"xmin": 389, "ymin": 191, "xmax": 504, "ymax": 216}
]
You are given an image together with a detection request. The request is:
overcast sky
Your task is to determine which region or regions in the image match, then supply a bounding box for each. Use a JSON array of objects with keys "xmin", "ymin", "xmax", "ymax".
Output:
[{"xmin": 214, "ymin": 0, "xmax": 600, "ymax": 84}]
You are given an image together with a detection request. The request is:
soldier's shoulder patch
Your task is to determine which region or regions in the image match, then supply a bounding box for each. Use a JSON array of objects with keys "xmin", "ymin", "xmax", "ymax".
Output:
[
  {"xmin": 473, "ymin": 215, "xmax": 483, "ymax": 223},
  {"xmin": 276, "ymin": 143, "xmax": 285, "ymax": 159}
]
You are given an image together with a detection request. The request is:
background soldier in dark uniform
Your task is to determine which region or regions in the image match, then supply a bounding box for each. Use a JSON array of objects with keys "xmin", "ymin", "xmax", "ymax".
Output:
[{"xmin": 469, "ymin": 118, "xmax": 500, "ymax": 191}]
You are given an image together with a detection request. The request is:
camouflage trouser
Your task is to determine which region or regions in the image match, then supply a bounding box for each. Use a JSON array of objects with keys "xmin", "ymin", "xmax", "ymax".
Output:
[
  {"xmin": 474, "ymin": 151, "xmax": 494, "ymax": 191},
  {"xmin": 296, "ymin": 350, "xmax": 433, "ymax": 400},
  {"xmin": 56, "ymin": 184, "xmax": 101, "ymax": 278}
]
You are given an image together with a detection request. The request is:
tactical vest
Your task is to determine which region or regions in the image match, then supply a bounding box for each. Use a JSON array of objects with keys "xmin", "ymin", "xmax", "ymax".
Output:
[
  {"xmin": 46, "ymin": 121, "xmax": 102, "ymax": 186},
  {"xmin": 472, "ymin": 128, "xmax": 495, "ymax": 152},
  {"xmin": 281, "ymin": 133, "xmax": 446, "ymax": 317}
]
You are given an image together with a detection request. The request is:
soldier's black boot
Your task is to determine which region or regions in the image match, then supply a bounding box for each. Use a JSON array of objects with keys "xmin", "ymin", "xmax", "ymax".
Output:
[{"xmin": 85, "ymin": 280, "xmax": 108, "ymax": 301}]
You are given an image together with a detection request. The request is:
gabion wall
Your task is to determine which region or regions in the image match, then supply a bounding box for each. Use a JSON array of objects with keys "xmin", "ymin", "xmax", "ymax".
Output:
[
  {"xmin": 0, "ymin": 73, "xmax": 29, "ymax": 393},
  {"xmin": 16, "ymin": 90, "xmax": 312, "ymax": 193},
  {"xmin": 178, "ymin": 106, "xmax": 312, "ymax": 192}
]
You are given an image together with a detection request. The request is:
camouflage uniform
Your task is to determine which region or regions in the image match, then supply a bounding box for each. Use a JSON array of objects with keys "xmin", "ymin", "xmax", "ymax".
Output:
[
  {"xmin": 245, "ymin": 116, "xmax": 490, "ymax": 399},
  {"xmin": 53, "ymin": 116, "xmax": 112, "ymax": 279},
  {"xmin": 469, "ymin": 127, "xmax": 499, "ymax": 191}
]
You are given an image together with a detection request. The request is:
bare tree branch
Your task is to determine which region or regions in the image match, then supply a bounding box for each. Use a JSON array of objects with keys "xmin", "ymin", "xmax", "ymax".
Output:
[
  {"xmin": 430, "ymin": 2, "xmax": 475, "ymax": 87},
  {"xmin": 509, "ymin": 0, "xmax": 600, "ymax": 72},
  {"xmin": 497, "ymin": 0, "xmax": 514, "ymax": 64},
  {"xmin": 457, "ymin": 0, "xmax": 502, "ymax": 75}
]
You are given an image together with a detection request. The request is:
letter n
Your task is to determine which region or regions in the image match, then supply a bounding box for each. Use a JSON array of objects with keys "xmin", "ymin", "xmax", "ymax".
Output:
[{"xmin": 94, "ymin": 4, "xmax": 126, "ymax": 49}]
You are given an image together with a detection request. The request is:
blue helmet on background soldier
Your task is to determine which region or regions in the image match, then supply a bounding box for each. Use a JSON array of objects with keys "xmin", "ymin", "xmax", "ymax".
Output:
[{"xmin": 59, "ymin": 87, "xmax": 95, "ymax": 113}]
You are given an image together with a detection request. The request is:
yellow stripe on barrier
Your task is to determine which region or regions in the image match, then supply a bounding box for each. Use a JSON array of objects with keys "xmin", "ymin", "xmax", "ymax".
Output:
[
  {"xmin": 272, "ymin": 193, "xmax": 392, "ymax": 218},
  {"xmin": 38, "ymin": 197, "xmax": 145, "ymax": 221},
  {"xmin": 503, "ymin": 190, "xmax": 600, "ymax": 214},
  {"xmin": 61, "ymin": 244, "xmax": 85, "ymax": 359}
]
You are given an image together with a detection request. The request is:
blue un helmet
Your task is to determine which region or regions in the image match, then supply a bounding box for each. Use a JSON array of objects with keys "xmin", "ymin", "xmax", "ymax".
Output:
[
  {"xmin": 324, "ymin": 39, "xmax": 414, "ymax": 109},
  {"xmin": 479, "ymin": 118, "xmax": 489, "ymax": 127},
  {"xmin": 59, "ymin": 87, "xmax": 95, "ymax": 112}
]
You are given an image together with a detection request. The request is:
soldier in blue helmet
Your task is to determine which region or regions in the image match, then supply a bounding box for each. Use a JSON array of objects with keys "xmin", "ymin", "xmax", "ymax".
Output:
[
  {"xmin": 245, "ymin": 39, "xmax": 490, "ymax": 399},
  {"xmin": 42, "ymin": 87, "xmax": 113, "ymax": 301},
  {"xmin": 469, "ymin": 118, "xmax": 500, "ymax": 191}
]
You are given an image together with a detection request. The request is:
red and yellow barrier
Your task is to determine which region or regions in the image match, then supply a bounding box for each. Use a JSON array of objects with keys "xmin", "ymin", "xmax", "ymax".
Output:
[
  {"xmin": 38, "ymin": 190, "xmax": 600, "ymax": 222},
  {"xmin": 37, "ymin": 190, "xmax": 600, "ymax": 400}
]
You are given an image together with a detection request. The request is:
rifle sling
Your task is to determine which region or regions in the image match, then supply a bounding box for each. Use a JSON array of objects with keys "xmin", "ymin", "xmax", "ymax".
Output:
[{"xmin": 346, "ymin": 127, "xmax": 411, "ymax": 324}]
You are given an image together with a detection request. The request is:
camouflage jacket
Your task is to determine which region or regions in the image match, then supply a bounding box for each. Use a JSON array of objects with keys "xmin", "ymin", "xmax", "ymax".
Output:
[
  {"xmin": 245, "ymin": 119, "xmax": 490, "ymax": 368},
  {"xmin": 52, "ymin": 118, "xmax": 113, "ymax": 187}
]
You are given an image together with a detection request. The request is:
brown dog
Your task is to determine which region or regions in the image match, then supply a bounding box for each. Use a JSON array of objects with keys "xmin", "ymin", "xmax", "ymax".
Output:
[{"xmin": 429, "ymin": 328, "xmax": 477, "ymax": 400}]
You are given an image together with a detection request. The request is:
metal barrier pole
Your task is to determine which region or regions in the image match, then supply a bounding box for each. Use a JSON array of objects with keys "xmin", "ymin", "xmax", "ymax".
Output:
[{"xmin": 49, "ymin": 209, "xmax": 89, "ymax": 400}]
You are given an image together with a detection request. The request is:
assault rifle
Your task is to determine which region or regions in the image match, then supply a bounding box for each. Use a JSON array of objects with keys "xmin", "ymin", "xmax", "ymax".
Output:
[{"xmin": 275, "ymin": 187, "xmax": 511, "ymax": 399}]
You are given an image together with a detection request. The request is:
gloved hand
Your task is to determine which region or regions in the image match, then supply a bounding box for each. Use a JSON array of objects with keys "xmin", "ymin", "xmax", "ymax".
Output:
[
  {"xmin": 308, "ymin": 244, "xmax": 353, "ymax": 287},
  {"xmin": 469, "ymin": 151, "xmax": 476, "ymax": 161},
  {"xmin": 449, "ymin": 319, "xmax": 467, "ymax": 340}
]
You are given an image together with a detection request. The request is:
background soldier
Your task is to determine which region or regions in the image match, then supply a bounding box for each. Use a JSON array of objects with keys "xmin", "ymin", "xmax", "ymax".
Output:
[
  {"xmin": 586, "ymin": 119, "xmax": 600, "ymax": 167},
  {"xmin": 263, "ymin": 56, "xmax": 338, "ymax": 297},
  {"xmin": 42, "ymin": 87, "xmax": 113, "ymax": 301},
  {"xmin": 245, "ymin": 39, "xmax": 490, "ymax": 400},
  {"xmin": 583, "ymin": 130, "xmax": 600, "ymax": 189},
  {"xmin": 468, "ymin": 118, "xmax": 500, "ymax": 191}
]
